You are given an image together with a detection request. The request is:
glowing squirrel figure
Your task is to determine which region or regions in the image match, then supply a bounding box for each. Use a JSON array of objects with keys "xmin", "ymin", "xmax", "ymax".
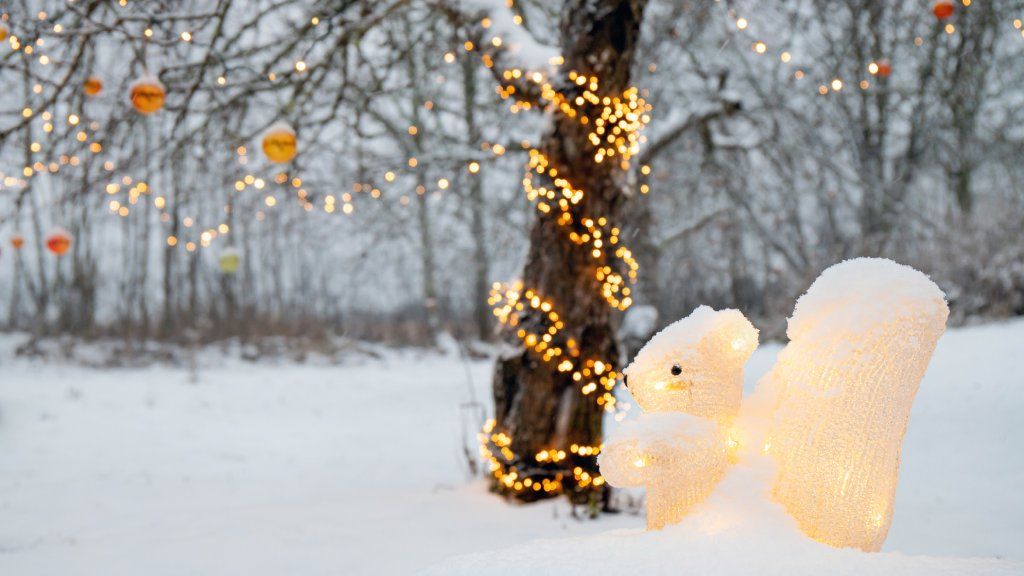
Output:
[
  {"xmin": 599, "ymin": 306, "xmax": 758, "ymax": 530},
  {"xmin": 599, "ymin": 258, "xmax": 948, "ymax": 551}
]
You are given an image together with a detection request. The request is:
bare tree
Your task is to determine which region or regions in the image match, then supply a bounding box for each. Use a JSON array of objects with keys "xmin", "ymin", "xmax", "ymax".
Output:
[{"xmin": 483, "ymin": 0, "xmax": 648, "ymax": 504}]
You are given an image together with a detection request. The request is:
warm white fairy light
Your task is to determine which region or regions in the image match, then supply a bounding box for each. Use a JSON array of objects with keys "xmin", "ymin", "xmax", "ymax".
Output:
[{"xmin": 480, "ymin": 68, "xmax": 651, "ymax": 498}]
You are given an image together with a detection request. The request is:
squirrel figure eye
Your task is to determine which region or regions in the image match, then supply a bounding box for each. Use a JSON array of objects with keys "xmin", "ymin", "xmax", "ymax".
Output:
[{"xmin": 670, "ymin": 363, "xmax": 682, "ymax": 376}]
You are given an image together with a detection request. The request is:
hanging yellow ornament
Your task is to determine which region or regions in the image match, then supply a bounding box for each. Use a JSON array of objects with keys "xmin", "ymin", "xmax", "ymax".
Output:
[
  {"xmin": 84, "ymin": 76, "xmax": 103, "ymax": 97},
  {"xmin": 129, "ymin": 74, "xmax": 165, "ymax": 115},
  {"xmin": 218, "ymin": 247, "xmax": 241, "ymax": 274},
  {"xmin": 261, "ymin": 122, "xmax": 297, "ymax": 163}
]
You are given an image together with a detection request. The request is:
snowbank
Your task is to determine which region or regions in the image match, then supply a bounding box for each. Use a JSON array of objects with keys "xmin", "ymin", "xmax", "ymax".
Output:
[
  {"xmin": 0, "ymin": 319, "xmax": 1022, "ymax": 575},
  {"xmin": 422, "ymin": 453, "xmax": 1021, "ymax": 576}
]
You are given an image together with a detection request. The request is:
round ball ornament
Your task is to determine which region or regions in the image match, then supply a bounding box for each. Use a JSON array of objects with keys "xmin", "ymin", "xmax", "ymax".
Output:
[
  {"xmin": 11, "ymin": 233, "xmax": 25, "ymax": 249},
  {"xmin": 261, "ymin": 122, "xmax": 297, "ymax": 164},
  {"xmin": 129, "ymin": 75, "xmax": 166, "ymax": 115},
  {"xmin": 84, "ymin": 76, "xmax": 103, "ymax": 97},
  {"xmin": 933, "ymin": 0, "xmax": 955, "ymax": 20},
  {"xmin": 218, "ymin": 247, "xmax": 241, "ymax": 274},
  {"xmin": 876, "ymin": 59, "xmax": 892, "ymax": 78},
  {"xmin": 46, "ymin": 228, "xmax": 73, "ymax": 256}
]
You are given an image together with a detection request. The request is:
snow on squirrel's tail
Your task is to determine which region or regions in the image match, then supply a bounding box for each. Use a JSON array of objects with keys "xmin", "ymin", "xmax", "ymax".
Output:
[{"xmin": 761, "ymin": 258, "xmax": 949, "ymax": 552}]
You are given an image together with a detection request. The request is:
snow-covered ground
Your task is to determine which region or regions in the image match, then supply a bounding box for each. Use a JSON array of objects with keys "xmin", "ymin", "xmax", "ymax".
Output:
[{"xmin": 1, "ymin": 319, "xmax": 1022, "ymax": 574}]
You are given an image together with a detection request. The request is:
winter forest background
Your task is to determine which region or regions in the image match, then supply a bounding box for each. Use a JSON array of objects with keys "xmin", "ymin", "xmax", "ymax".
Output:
[
  {"xmin": 2, "ymin": 0, "xmax": 1022, "ymax": 348},
  {"xmin": 2, "ymin": 1, "xmax": 1024, "ymax": 574}
]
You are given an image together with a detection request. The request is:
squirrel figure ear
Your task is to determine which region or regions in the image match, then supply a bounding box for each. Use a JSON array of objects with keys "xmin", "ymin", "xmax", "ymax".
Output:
[{"xmin": 701, "ymin": 309, "xmax": 759, "ymax": 365}]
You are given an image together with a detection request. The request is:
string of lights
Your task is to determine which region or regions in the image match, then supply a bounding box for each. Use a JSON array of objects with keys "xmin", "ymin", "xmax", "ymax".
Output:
[
  {"xmin": 2, "ymin": 1, "xmax": 570, "ymax": 268},
  {"xmin": 477, "ymin": 68, "xmax": 650, "ymax": 498},
  {"xmin": 1, "ymin": 8, "xmax": 518, "ymax": 260},
  {"xmin": 5, "ymin": 0, "xmax": 1018, "ymax": 259},
  {"xmin": 721, "ymin": 0, "xmax": 983, "ymax": 96}
]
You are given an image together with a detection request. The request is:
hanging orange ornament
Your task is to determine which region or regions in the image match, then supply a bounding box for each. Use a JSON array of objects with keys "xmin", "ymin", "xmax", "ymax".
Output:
[
  {"xmin": 11, "ymin": 233, "xmax": 25, "ymax": 249},
  {"xmin": 84, "ymin": 76, "xmax": 103, "ymax": 97},
  {"xmin": 261, "ymin": 122, "xmax": 297, "ymax": 163},
  {"xmin": 876, "ymin": 58, "xmax": 892, "ymax": 78},
  {"xmin": 933, "ymin": 0, "xmax": 955, "ymax": 20},
  {"xmin": 46, "ymin": 228, "xmax": 72, "ymax": 256},
  {"xmin": 129, "ymin": 74, "xmax": 166, "ymax": 115},
  {"xmin": 0, "ymin": 24, "xmax": 9, "ymax": 43}
]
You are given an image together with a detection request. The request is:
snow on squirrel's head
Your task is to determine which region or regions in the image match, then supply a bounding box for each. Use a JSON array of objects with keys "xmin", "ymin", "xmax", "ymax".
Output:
[{"xmin": 624, "ymin": 306, "xmax": 758, "ymax": 419}]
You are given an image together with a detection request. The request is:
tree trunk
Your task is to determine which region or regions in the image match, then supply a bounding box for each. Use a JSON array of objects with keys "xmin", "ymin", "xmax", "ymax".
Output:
[
  {"xmin": 406, "ymin": 17, "xmax": 441, "ymax": 345},
  {"xmin": 161, "ymin": 180, "xmax": 180, "ymax": 338},
  {"xmin": 415, "ymin": 173, "xmax": 441, "ymax": 342},
  {"xmin": 461, "ymin": 36, "xmax": 492, "ymax": 342},
  {"xmin": 487, "ymin": 0, "xmax": 647, "ymax": 504},
  {"xmin": 22, "ymin": 72, "xmax": 50, "ymax": 327}
]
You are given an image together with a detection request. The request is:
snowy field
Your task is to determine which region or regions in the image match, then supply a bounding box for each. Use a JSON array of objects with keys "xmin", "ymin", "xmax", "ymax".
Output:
[{"xmin": 1, "ymin": 319, "xmax": 1022, "ymax": 575}]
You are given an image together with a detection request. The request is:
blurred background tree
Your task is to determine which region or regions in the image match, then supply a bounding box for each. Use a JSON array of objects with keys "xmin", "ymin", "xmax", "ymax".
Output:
[{"xmin": 2, "ymin": 0, "xmax": 1022, "ymax": 347}]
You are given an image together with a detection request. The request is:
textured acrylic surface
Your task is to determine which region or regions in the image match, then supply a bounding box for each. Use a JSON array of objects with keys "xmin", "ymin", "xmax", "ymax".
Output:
[
  {"xmin": 601, "ymin": 306, "xmax": 758, "ymax": 530},
  {"xmin": 622, "ymin": 305, "xmax": 759, "ymax": 420},
  {"xmin": 600, "ymin": 413, "xmax": 728, "ymax": 530},
  {"xmin": 764, "ymin": 258, "xmax": 949, "ymax": 551}
]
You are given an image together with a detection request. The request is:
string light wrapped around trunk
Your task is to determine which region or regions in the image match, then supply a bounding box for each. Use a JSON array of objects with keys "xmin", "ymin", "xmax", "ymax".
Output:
[{"xmin": 479, "ymin": 70, "xmax": 651, "ymax": 498}]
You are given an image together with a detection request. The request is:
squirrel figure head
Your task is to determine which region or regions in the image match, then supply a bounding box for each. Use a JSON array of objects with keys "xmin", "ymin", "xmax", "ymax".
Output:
[{"xmin": 623, "ymin": 306, "xmax": 758, "ymax": 420}]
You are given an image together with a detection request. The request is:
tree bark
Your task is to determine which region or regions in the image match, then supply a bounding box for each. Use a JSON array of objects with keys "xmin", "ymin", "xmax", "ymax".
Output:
[
  {"xmin": 489, "ymin": 0, "xmax": 647, "ymax": 504},
  {"xmin": 406, "ymin": 17, "xmax": 442, "ymax": 345},
  {"xmin": 461, "ymin": 35, "xmax": 492, "ymax": 342}
]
